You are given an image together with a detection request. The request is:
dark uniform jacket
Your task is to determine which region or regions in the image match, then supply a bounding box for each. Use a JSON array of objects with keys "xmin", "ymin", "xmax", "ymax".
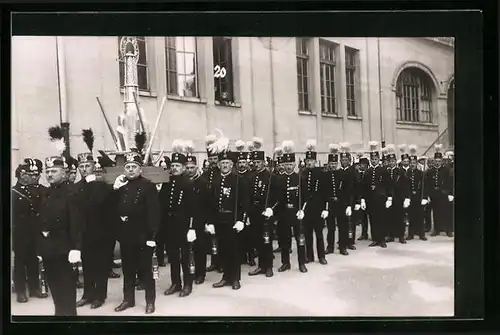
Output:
[
  {"xmin": 114, "ymin": 176, "xmax": 160, "ymax": 245},
  {"xmin": 323, "ymin": 166, "xmax": 356, "ymax": 209},
  {"xmin": 72, "ymin": 179, "xmax": 115, "ymax": 246},
  {"xmin": 425, "ymin": 165, "xmax": 452, "ymax": 198},
  {"xmin": 360, "ymin": 164, "xmax": 390, "ymax": 200},
  {"xmin": 406, "ymin": 168, "xmax": 424, "ymax": 200},
  {"xmin": 385, "ymin": 166, "xmax": 410, "ymax": 201},
  {"xmin": 12, "ymin": 183, "xmax": 43, "ymax": 251},
  {"xmin": 273, "ymin": 172, "xmax": 304, "ymax": 215},
  {"xmin": 202, "ymin": 167, "xmax": 220, "ymax": 191},
  {"xmin": 190, "ymin": 172, "xmax": 210, "ymax": 231},
  {"xmin": 37, "ymin": 182, "xmax": 83, "ymax": 258},
  {"xmin": 209, "ymin": 172, "xmax": 249, "ymax": 224},
  {"xmin": 301, "ymin": 167, "xmax": 325, "ymax": 214},
  {"xmin": 158, "ymin": 174, "xmax": 195, "ymax": 238},
  {"xmin": 353, "ymin": 169, "xmax": 366, "ymax": 205},
  {"xmin": 248, "ymin": 168, "xmax": 273, "ymax": 213}
]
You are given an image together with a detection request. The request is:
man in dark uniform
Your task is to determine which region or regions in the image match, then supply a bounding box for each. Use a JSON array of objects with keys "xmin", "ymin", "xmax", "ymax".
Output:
[
  {"xmin": 12, "ymin": 159, "xmax": 48, "ymax": 303},
  {"xmin": 38, "ymin": 155, "xmax": 83, "ymax": 316},
  {"xmin": 234, "ymin": 140, "xmax": 256, "ymax": 267},
  {"xmin": 418, "ymin": 156, "xmax": 433, "ymax": 233},
  {"xmin": 303, "ymin": 140, "xmax": 327, "ymax": 265},
  {"xmin": 384, "ymin": 145, "xmax": 411, "ymax": 244},
  {"xmin": 324, "ymin": 144, "xmax": 340, "ymax": 254},
  {"xmin": 359, "ymin": 141, "xmax": 390, "ymax": 248},
  {"xmin": 160, "ymin": 140, "xmax": 197, "ymax": 298},
  {"xmin": 247, "ymin": 138, "xmax": 276, "ymax": 278},
  {"xmin": 73, "ymin": 135, "xmax": 116, "ymax": 309},
  {"xmin": 206, "ymin": 135, "xmax": 249, "ymax": 290},
  {"xmin": 203, "ymin": 134, "xmax": 223, "ymax": 273},
  {"xmin": 275, "ymin": 141, "xmax": 308, "ymax": 273},
  {"xmin": 156, "ymin": 155, "xmax": 172, "ymax": 267},
  {"xmin": 272, "ymin": 147, "xmax": 289, "ymax": 254},
  {"xmin": 426, "ymin": 145, "xmax": 454, "ymax": 237},
  {"xmin": 355, "ymin": 156, "xmax": 370, "ymax": 241},
  {"xmin": 112, "ymin": 152, "xmax": 160, "ymax": 314},
  {"xmin": 406, "ymin": 145, "xmax": 428, "ymax": 241}
]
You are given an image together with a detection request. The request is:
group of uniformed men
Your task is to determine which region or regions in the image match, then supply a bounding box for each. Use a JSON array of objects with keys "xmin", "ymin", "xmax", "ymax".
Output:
[{"xmin": 12, "ymin": 129, "xmax": 455, "ymax": 316}]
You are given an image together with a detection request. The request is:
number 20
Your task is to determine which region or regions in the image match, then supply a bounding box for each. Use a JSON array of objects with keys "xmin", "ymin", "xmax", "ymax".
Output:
[{"xmin": 214, "ymin": 65, "xmax": 227, "ymax": 78}]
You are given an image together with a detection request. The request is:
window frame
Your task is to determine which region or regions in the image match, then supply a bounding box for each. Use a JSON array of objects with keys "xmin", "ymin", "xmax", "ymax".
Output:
[
  {"xmin": 165, "ymin": 36, "xmax": 200, "ymax": 99},
  {"xmin": 296, "ymin": 38, "xmax": 311, "ymax": 112},
  {"xmin": 118, "ymin": 36, "xmax": 150, "ymax": 92},
  {"xmin": 319, "ymin": 40, "xmax": 337, "ymax": 116},
  {"xmin": 213, "ymin": 36, "xmax": 236, "ymax": 106},
  {"xmin": 396, "ymin": 68, "xmax": 434, "ymax": 124},
  {"xmin": 345, "ymin": 47, "xmax": 358, "ymax": 117}
]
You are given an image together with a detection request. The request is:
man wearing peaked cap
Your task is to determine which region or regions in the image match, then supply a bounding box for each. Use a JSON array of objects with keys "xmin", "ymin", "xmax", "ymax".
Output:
[
  {"xmin": 12, "ymin": 159, "xmax": 47, "ymax": 303},
  {"xmin": 72, "ymin": 129, "xmax": 116, "ymax": 310},
  {"xmin": 111, "ymin": 151, "xmax": 160, "ymax": 314},
  {"xmin": 205, "ymin": 131, "xmax": 249, "ymax": 290},
  {"xmin": 384, "ymin": 144, "xmax": 411, "ymax": 244},
  {"xmin": 159, "ymin": 140, "xmax": 198, "ymax": 298},
  {"xmin": 324, "ymin": 143, "xmax": 339, "ymax": 254},
  {"xmin": 302, "ymin": 139, "xmax": 328, "ymax": 265},
  {"xmin": 399, "ymin": 144, "xmax": 410, "ymax": 172},
  {"xmin": 354, "ymin": 154, "xmax": 370, "ymax": 241},
  {"xmin": 425, "ymin": 144, "xmax": 454, "ymax": 238},
  {"xmin": 405, "ymin": 145, "xmax": 428, "ymax": 241},
  {"xmin": 358, "ymin": 141, "xmax": 391, "ymax": 248}
]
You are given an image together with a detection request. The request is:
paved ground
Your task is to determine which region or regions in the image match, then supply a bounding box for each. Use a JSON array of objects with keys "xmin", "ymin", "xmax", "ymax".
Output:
[{"xmin": 11, "ymin": 227, "xmax": 454, "ymax": 317}]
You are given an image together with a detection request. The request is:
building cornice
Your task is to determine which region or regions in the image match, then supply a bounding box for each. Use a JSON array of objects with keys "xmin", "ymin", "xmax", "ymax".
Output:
[{"xmin": 422, "ymin": 37, "xmax": 455, "ymax": 48}]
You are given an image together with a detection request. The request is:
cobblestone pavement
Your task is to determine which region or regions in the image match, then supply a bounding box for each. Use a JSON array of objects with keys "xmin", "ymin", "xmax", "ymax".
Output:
[{"xmin": 11, "ymin": 228, "xmax": 454, "ymax": 317}]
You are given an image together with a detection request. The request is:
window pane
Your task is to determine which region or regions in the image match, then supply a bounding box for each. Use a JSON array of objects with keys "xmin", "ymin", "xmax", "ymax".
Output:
[
  {"xmin": 168, "ymin": 49, "xmax": 177, "ymax": 70},
  {"xmin": 137, "ymin": 38, "xmax": 147, "ymax": 65},
  {"xmin": 167, "ymin": 71, "xmax": 177, "ymax": 95},
  {"xmin": 184, "ymin": 53, "xmax": 196, "ymax": 75},
  {"xmin": 176, "ymin": 52, "xmax": 186, "ymax": 75},
  {"xmin": 183, "ymin": 37, "xmax": 196, "ymax": 53},
  {"xmin": 137, "ymin": 65, "xmax": 148, "ymax": 90},
  {"xmin": 177, "ymin": 75, "xmax": 197, "ymax": 97},
  {"xmin": 119, "ymin": 62, "xmax": 124, "ymax": 87}
]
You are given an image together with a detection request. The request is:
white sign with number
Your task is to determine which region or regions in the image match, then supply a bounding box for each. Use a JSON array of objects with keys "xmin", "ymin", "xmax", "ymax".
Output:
[{"xmin": 214, "ymin": 65, "xmax": 227, "ymax": 79}]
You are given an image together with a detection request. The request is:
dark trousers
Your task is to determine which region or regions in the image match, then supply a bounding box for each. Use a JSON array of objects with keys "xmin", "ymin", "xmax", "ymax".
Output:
[
  {"xmin": 355, "ymin": 209, "xmax": 369, "ymax": 238},
  {"xmin": 120, "ymin": 243, "xmax": 155, "ymax": 304},
  {"xmin": 304, "ymin": 212, "xmax": 326, "ymax": 262},
  {"xmin": 109, "ymin": 239, "xmax": 117, "ymax": 271},
  {"xmin": 13, "ymin": 243, "xmax": 39, "ymax": 295},
  {"xmin": 366, "ymin": 194, "xmax": 387, "ymax": 243},
  {"xmin": 156, "ymin": 225, "xmax": 168, "ymax": 264},
  {"xmin": 44, "ymin": 254, "xmax": 77, "ymax": 316},
  {"xmin": 328, "ymin": 204, "xmax": 351, "ymax": 250},
  {"xmin": 276, "ymin": 216, "xmax": 289, "ymax": 251},
  {"xmin": 81, "ymin": 240, "xmax": 111, "ymax": 302},
  {"xmin": 167, "ymin": 238, "xmax": 194, "ymax": 287},
  {"xmin": 240, "ymin": 220, "xmax": 255, "ymax": 263},
  {"xmin": 280, "ymin": 209, "xmax": 306, "ymax": 265},
  {"xmin": 215, "ymin": 214, "xmax": 241, "ymax": 282},
  {"xmin": 430, "ymin": 192, "xmax": 451, "ymax": 233},
  {"xmin": 424, "ymin": 206, "xmax": 432, "ymax": 232},
  {"xmin": 326, "ymin": 207, "xmax": 337, "ymax": 250},
  {"xmin": 194, "ymin": 228, "xmax": 207, "ymax": 279},
  {"xmin": 387, "ymin": 200, "xmax": 405, "ymax": 239},
  {"xmin": 408, "ymin": 197, "xmax": 425, "ymax": 237},
  {"xmin": 250, "ymin": 213, "xmax": 274, "ymax": 270}
]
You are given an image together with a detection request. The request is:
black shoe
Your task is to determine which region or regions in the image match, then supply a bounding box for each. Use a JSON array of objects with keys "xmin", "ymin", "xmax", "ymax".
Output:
[
  {"xmin": 115, "ymin": 301, "xmax": 135, "ymax": 312},
  {"xmin": 431, "ymin": 231, "xmax": 439, "ymax": 236},
  {"xmin": 347, "ymin": 245, "xmax": 356, "ymax": 250},
  {"xmin": 108, "ymin": 270, "xmax": 120, "ymax": 279},
  {"xmin": 76, "ymin": 298, "xmax": 91, "ymax": 308},
  {"xmin": 179, "ymin": 285, "xmax": 193, "ymax": 297},
  {"xmin": 16, "ymin": 293, "xmax": 28, "ymax": 303},
  {"xmin": 357, "ymin": 236, "xmax": 368, "ymax": 241},
  {"xmin": 213, "ymin": 279, "xmax": 230, "ymax": 288},
  {"xmin": 407, "ymin": 235, "xmax": 414, "ymax": 240},
  {"xmin": 91, "ymin": 300, "xmax": 105, "ymax": 309},
  {"xmin": 232, "ymin": 280, "xmax": 241, "ymax": 290},
  {"xmin": 158, "ymin": 261, "xmax": 166, "ymax": 267},
  {"xmin": 164, "ymin": 284, "xmax": 181, "ymax": 296},
  {"xmin": 273, "ymin": 247, "xmax": 282, "ymax": 253},
  {"xmin": 319, "ymin": 258, "xmax": 328, "ymax": 265},
  {"xmin": 419, "ymin": 235, "xmax": 428, "ymax": 241},
  {"xmin": 278, "ymin": 264, "xmax": 291, "ymax": 272},
  {"xmin": 399, "ymin": 237, "xmax": 407, "ymax": 244},
  {"xmin": 249, "ymin": 268, "xmax": 265, "ymax": 276},
  {"xmin": 248, "ymin": 259, "xmax": 256, "ymax": 267},
  {"xmin": 369, "ymin": 242, "xmax": 378, "ymax": 247},
  {"xmin": 447, "ymin": 232, "xmax": 454, "ymax": 237},
  {"xmin": 136, "ymin": 284, "xmax": 145, "ymax": 291},
  {"xmin": 340, "ymin": 249, "xmax": 349, "ymax": 256},
  {"xmin": 194, "ymin": 277, "xmax": 205, "ymax": 285},
  {"xmin": 206, "ymin": 264, "xmax": 217, "ymax": 272},
  {"xmin": 145, "ymin": 303, "xmax": 155, "ymax": 314},
  {"xmin": 325, "ymin": 246, "xmax": 334, "ymax": 254},
  {"xmin": 30, "ymin": 290, "xmax": 48, "ymax": 299},
  {"xmin": 386, "ymin": 237, "xmax": 395, "ymax": 242},
  {"xmin": 299, "ymin": 264, "xmax": 308, "ymax": 273},
  {"xmin": 266, "ymin": 269, "xmax": 274, "ymax": 277},
  {"xmin": 380, "ymin": 242, "xmax": 387, "ymax": 248}
]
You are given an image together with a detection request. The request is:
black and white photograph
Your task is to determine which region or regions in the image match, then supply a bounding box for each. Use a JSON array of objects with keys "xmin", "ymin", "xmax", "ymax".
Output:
[{"xmin": 11, "ymin": 34, "xmax": 456, "ymax": 317}]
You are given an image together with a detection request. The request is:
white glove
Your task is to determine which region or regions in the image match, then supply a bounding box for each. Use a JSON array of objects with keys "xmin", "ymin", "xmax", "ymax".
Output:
[
  {"xmin": 233, "ymin": 221, "xmax": 244, "ymax": 232},
  {"xmin": 345, "ymin": 206, "xmax": 352, "ymax": 217},
  {"xmin": 360, "ymin": 199, "xmax": 367, "ymax": 211},
  {"xmin": 385, "ymin": 199, "xmax": 392, "ymax": 208},
  {"xmin": 448, "ymin": 195, "xmax": 454, "ymax": 202},
  {"xmin": 205, "ymin": 224, "xmax": 215, "ymax": 235},
  {"xmin": 354, "ymin": 204, "xmax": 361, "ymax": 211},
  {"xmin": 37, "ymin": 255, "xmax": 42, "ymax": 261},
  {"xmin": 296, "ymin": 210, "xmax": 305, "ymax": 220},
  {"xmin": 85, "ymin": 174, "xmax": 96, "ymax": 183},
  {"xmin": 321, "ymin": 210, "xmax": 329, "ymax": 219},
  {"xmin": 403, "ymin": 198, "xmax": 411, "ymax": 208},
  {"xmin": 187, "ymin": 229, "xmax": 197, "ymax": 242},
  {"xmin": 245, "ymin": 219, "xmax": 250, "ymax": 226},
  {"xmin": 146, "ymin": 240, "xmax": 156, "ymax": 248},
  {"xmin": 68, "ymin": 250, "xmax": 81, "ymax": 264},
  {"xmin": 113, "ymin": 174, "xmax": 128, "ymax": 190},
  {"xmin": 262, "ymin": 208, "xmax": 274, "ymax": 218},
  {"xmin": 421, "ymin": 199, "xmax": 428, "ymax": 206}
]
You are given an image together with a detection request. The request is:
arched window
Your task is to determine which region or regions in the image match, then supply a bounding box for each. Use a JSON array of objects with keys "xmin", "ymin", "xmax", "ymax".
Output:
[{"xmin": 396, "ymin": 67, "xmax": 434, "ymax": 123}]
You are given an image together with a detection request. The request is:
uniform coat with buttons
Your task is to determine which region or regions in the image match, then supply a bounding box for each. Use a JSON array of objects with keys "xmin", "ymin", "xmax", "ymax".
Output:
[
  {"xmin": 190, "ymin": 172, "xmax": 210, "ymax": 280},
  {"xmin": 12, "ymin": 183, "xmax": 43, "ymax": 296},
  {"xmin": 385, "ymin": 166, "xmax": 411, "ymax": 239},
  {"xmin": 37, "ymin": 182, "xmax": 83, "ymax": 316},
  {"xmin": 425, "ymin": 165, "xmax": 453, "ymax": 234},
  {"xmin": 113, "ymin": 175, "xmax": 160, "ymax": 305},
  {"xmin": 405, "ymin": 167, "xmax": 426, "ymax": 237},
  {"xmin": 237, "ymin": 169, "xmax": 256, "ymax": 265},
  {"xmin": 353, "ymin": 169, "xmax": 370, "ymax": 239}
]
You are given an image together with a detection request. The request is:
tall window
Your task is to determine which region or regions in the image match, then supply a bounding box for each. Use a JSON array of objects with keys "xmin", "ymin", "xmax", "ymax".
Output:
[
  {"xmin": 118, "ymin": 36, "xmax": 149, "ymax": 91},
  {"xmin": 165, "ymin": 37, "xmax": 199, "ymax": 98},
  {"xmin": 213, "ymin": 37, "xmax": 234, "ymax": 105},
  {"xmin": 396, "ymin": 68, "xmax": 434, "ymax": 123},
  {"xmin": 296, "ymin": 38, "xmax": 310, "ymax": 111},
  {"xmin": 319, "ymin": 40, "xmax": 337, "ymax": 115},
  {"xmin": 345, "ymin": 47, "xmax": 358, "ymax": 117}
]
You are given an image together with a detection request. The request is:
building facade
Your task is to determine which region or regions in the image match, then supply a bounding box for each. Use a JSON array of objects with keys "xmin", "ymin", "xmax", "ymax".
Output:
[{"xmin": 12, "ymin": 36, "xmax": 454, "ymax": 179}]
